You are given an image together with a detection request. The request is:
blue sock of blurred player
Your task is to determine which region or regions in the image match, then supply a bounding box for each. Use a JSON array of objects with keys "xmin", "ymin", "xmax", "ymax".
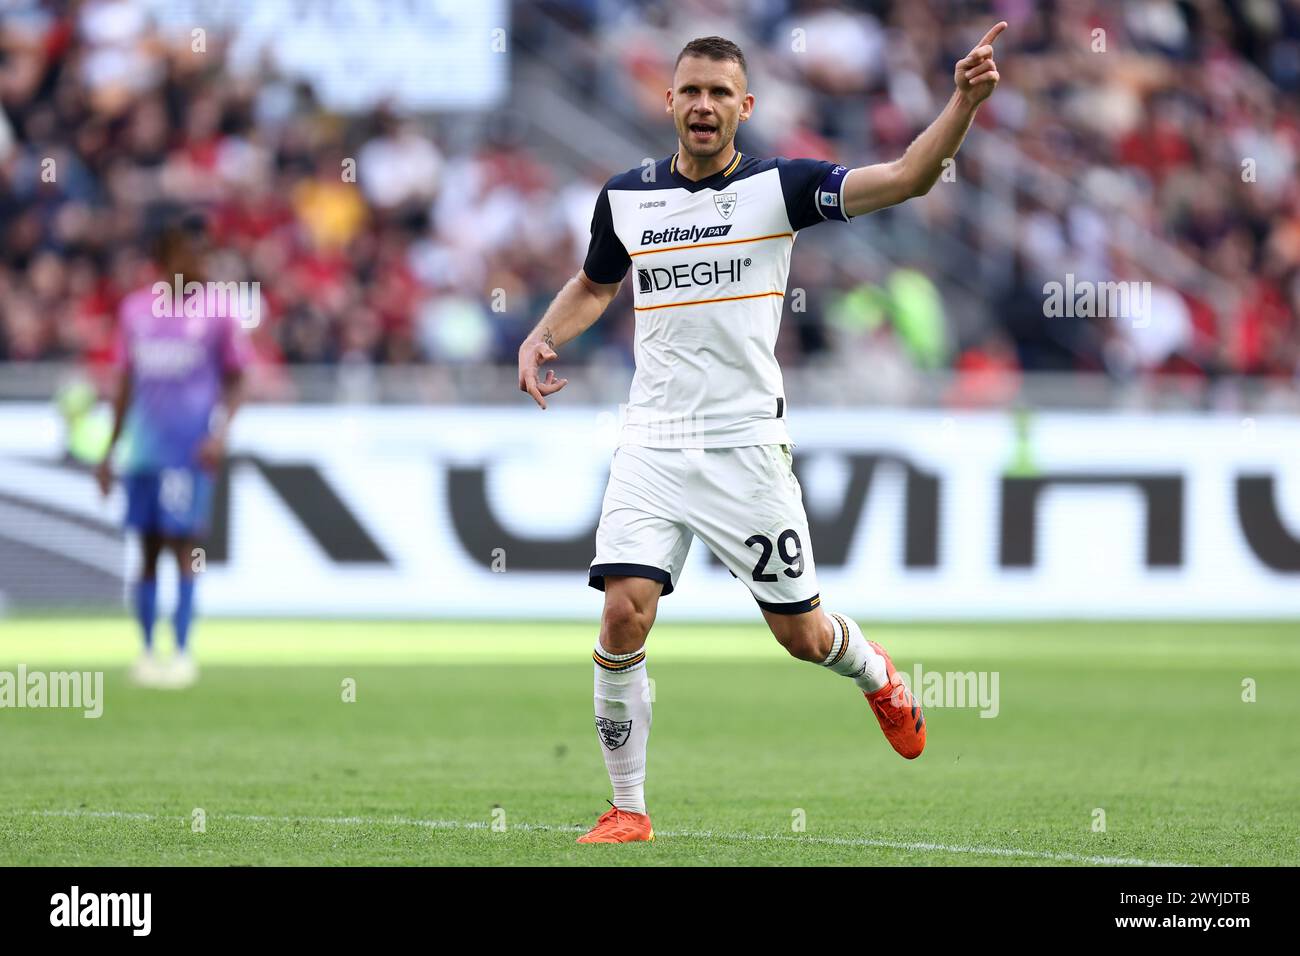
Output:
[
  {"xmin": 134, "ymin": 579, "xmax": 157, "ymax": 652},
  {"xmin": 175, "ymin": 577, "xmax": 195, "ymax": 653}
]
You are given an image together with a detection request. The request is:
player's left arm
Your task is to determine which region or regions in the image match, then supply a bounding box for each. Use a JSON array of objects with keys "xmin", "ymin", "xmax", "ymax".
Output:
[
  {"xmin": 95, "ymin": 364, "xmax": 133, "ymax": 497},
  {"xmin": 197, "ymin": 370, "xmax": 244, "ymax": 472},
  {"xmin": 197, "ymin": 314, "xmax": 251, "ymax": 472},
  {"xmin": 842, "ymin": 21, "xmax": 1006, "ymax": 218}
]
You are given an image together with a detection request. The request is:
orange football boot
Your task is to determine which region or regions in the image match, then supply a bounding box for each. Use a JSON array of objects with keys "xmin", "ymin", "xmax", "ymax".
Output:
[
  {"xmin": 864, "ymin": 639, "xmax": 926, "ymax": 759},
  {"xmin": 576, "ymin": 802, "xmax": 655, "ymax": 843}
]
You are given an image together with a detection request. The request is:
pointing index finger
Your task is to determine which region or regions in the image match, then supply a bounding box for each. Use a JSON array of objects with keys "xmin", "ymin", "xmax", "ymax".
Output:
[{"xmin": 975, "ymin": 21, "xmax": 1008, "ymax": 49}]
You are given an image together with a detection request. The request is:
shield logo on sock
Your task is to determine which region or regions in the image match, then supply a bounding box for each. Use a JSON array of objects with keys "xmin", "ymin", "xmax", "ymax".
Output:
[{"xmin": 595, "ymin": 716, "xmax": 632, "ymax": 751}]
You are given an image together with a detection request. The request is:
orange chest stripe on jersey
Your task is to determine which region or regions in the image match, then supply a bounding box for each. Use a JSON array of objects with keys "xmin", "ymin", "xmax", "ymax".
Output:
[
  {"xmin": 633, "ymin": 290, "xmax": 785, "ymax": 312},
  {"xmin": 630, "ymin": 232, "xmax": 793, "ymax": 258}
]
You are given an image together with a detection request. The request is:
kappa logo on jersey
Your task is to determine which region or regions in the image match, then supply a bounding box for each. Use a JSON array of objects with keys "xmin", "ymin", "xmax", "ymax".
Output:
[
  {"xmin": 637, "ymin": 257, "xmax": 751, "ymax": 294},
  {"xmin": 713, "ymin": 192, "xmax": 737, "ymax": 219},
  {"xmin": 595, "ymin": 716, "xmax": 633, "ymax": 750},
  {"xmin": 640, "ymin": 224, "xmax": 732, "ymax": 246}
]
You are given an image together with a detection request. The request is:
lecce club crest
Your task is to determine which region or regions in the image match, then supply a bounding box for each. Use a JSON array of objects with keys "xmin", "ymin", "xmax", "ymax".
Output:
[
  {"xmin": 595, "ymin": 716, "xmax": 632, "ymax": 751},
  {"xmin": 713, "ymin": 192, "xmax": 737, "ymax": 220}
]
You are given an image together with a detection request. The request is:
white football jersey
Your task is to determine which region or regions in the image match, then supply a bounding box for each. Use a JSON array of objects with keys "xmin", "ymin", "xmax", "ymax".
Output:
[{"xmin": 583, "ymin": 151, "xmax": 854, "ymax": 448}]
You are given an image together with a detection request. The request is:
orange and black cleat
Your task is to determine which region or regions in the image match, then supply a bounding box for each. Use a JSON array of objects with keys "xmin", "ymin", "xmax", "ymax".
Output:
[
  {"xmin": 576, "ymin": 802, "xmax": 655, "ymax": 843},
  {"xmin": 864, "ymin": 640, "xmax": 926, "ymax": 759}
]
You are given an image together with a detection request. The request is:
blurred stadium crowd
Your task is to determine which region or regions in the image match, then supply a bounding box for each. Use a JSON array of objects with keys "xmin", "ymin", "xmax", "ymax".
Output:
[{"xmin": 0, "ymin": 0, "xmax": 1297, "ymax": 395}]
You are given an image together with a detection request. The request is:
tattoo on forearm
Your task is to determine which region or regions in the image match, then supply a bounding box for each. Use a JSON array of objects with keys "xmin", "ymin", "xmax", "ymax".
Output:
[{"xmin": 542, "ymin": 328, "xmax": 555, "ymax": 349}]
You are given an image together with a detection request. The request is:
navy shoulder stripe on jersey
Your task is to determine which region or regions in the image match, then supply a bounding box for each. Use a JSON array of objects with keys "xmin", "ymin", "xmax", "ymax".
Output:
[
  {"xmin": 582, "ymin": 159, "xmax": 676, "ymax": 284},
  {"xmin": 666, "ymin": 150, "xmax": 766, "ymax": 192},
  {"xmin": 582, "ymin": 181, "xmax": 632, "ymax": 284},
  {"xmin": 725, "ymin": 153, "xmax": 777, "ymax": 185},
  {"xmin": 776, "ymin": 157, "xmax": 853, "ymax": 230},
  {"xmin": 606, "ymin": 158, "xmax": 676, "ymax": 192},
  {"xmin": 583, "ymin": 153, "xmax": 852, "ymax": 282}
]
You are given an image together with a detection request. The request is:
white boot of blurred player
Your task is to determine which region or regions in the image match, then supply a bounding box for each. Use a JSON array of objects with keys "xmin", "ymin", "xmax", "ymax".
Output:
[
  {"xmin": 162, "ymin": 652, "xmax": 199, "ymax": 689},
  {"xmin": 128, "ymin": 651, "xmax": 165, "ymax": 687}
]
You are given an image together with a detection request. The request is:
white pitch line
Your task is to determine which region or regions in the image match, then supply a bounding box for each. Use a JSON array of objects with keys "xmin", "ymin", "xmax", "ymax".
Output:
[{"xmin": 15, "ymin": 809, "xmax": 1189, "ymax": 867}]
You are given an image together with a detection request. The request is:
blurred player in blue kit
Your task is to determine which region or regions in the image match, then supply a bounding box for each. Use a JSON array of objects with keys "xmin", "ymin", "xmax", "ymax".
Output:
[{"xmin": 96, "ymin": 221, "xmax": 251, "ymax": 688}]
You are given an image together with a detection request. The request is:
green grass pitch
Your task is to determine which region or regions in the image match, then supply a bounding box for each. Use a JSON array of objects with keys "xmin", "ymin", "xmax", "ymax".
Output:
[{"xmin": 0, "ymin": 618, "xmax": 1296, "ymax": 866}]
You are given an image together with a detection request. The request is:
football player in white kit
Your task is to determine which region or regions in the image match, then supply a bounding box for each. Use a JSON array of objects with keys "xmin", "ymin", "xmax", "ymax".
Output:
[{"xmin": 518, "ymin": 26, "xmax": 1006, "ymax": 843}]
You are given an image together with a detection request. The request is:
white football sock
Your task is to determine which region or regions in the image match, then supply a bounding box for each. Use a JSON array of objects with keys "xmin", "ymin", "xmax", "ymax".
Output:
[
  {"xmin": 592, "ymin": 641, "xmax": 652, "ymax": 815},
  {"xmin": 820, "ymin": 611, "xmax": 889, "ymax": 693}
]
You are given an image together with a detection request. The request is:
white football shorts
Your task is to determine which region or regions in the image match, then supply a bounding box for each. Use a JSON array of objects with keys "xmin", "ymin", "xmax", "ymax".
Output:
[{"xmin": 589, "ymin": 443, "xmax": 820, "ymax": 614}]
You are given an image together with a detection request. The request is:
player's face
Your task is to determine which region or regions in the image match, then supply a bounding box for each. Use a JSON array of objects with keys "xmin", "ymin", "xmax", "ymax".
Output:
[{"xmin": 668, "ymin": 56, "xmax": 753, "ymax": 159}]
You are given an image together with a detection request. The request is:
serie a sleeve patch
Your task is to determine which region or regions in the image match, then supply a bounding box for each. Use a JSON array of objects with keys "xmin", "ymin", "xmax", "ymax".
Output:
[{"xmin": 815, "ymin": 165, "xmax": 852, "ymax": 223}]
